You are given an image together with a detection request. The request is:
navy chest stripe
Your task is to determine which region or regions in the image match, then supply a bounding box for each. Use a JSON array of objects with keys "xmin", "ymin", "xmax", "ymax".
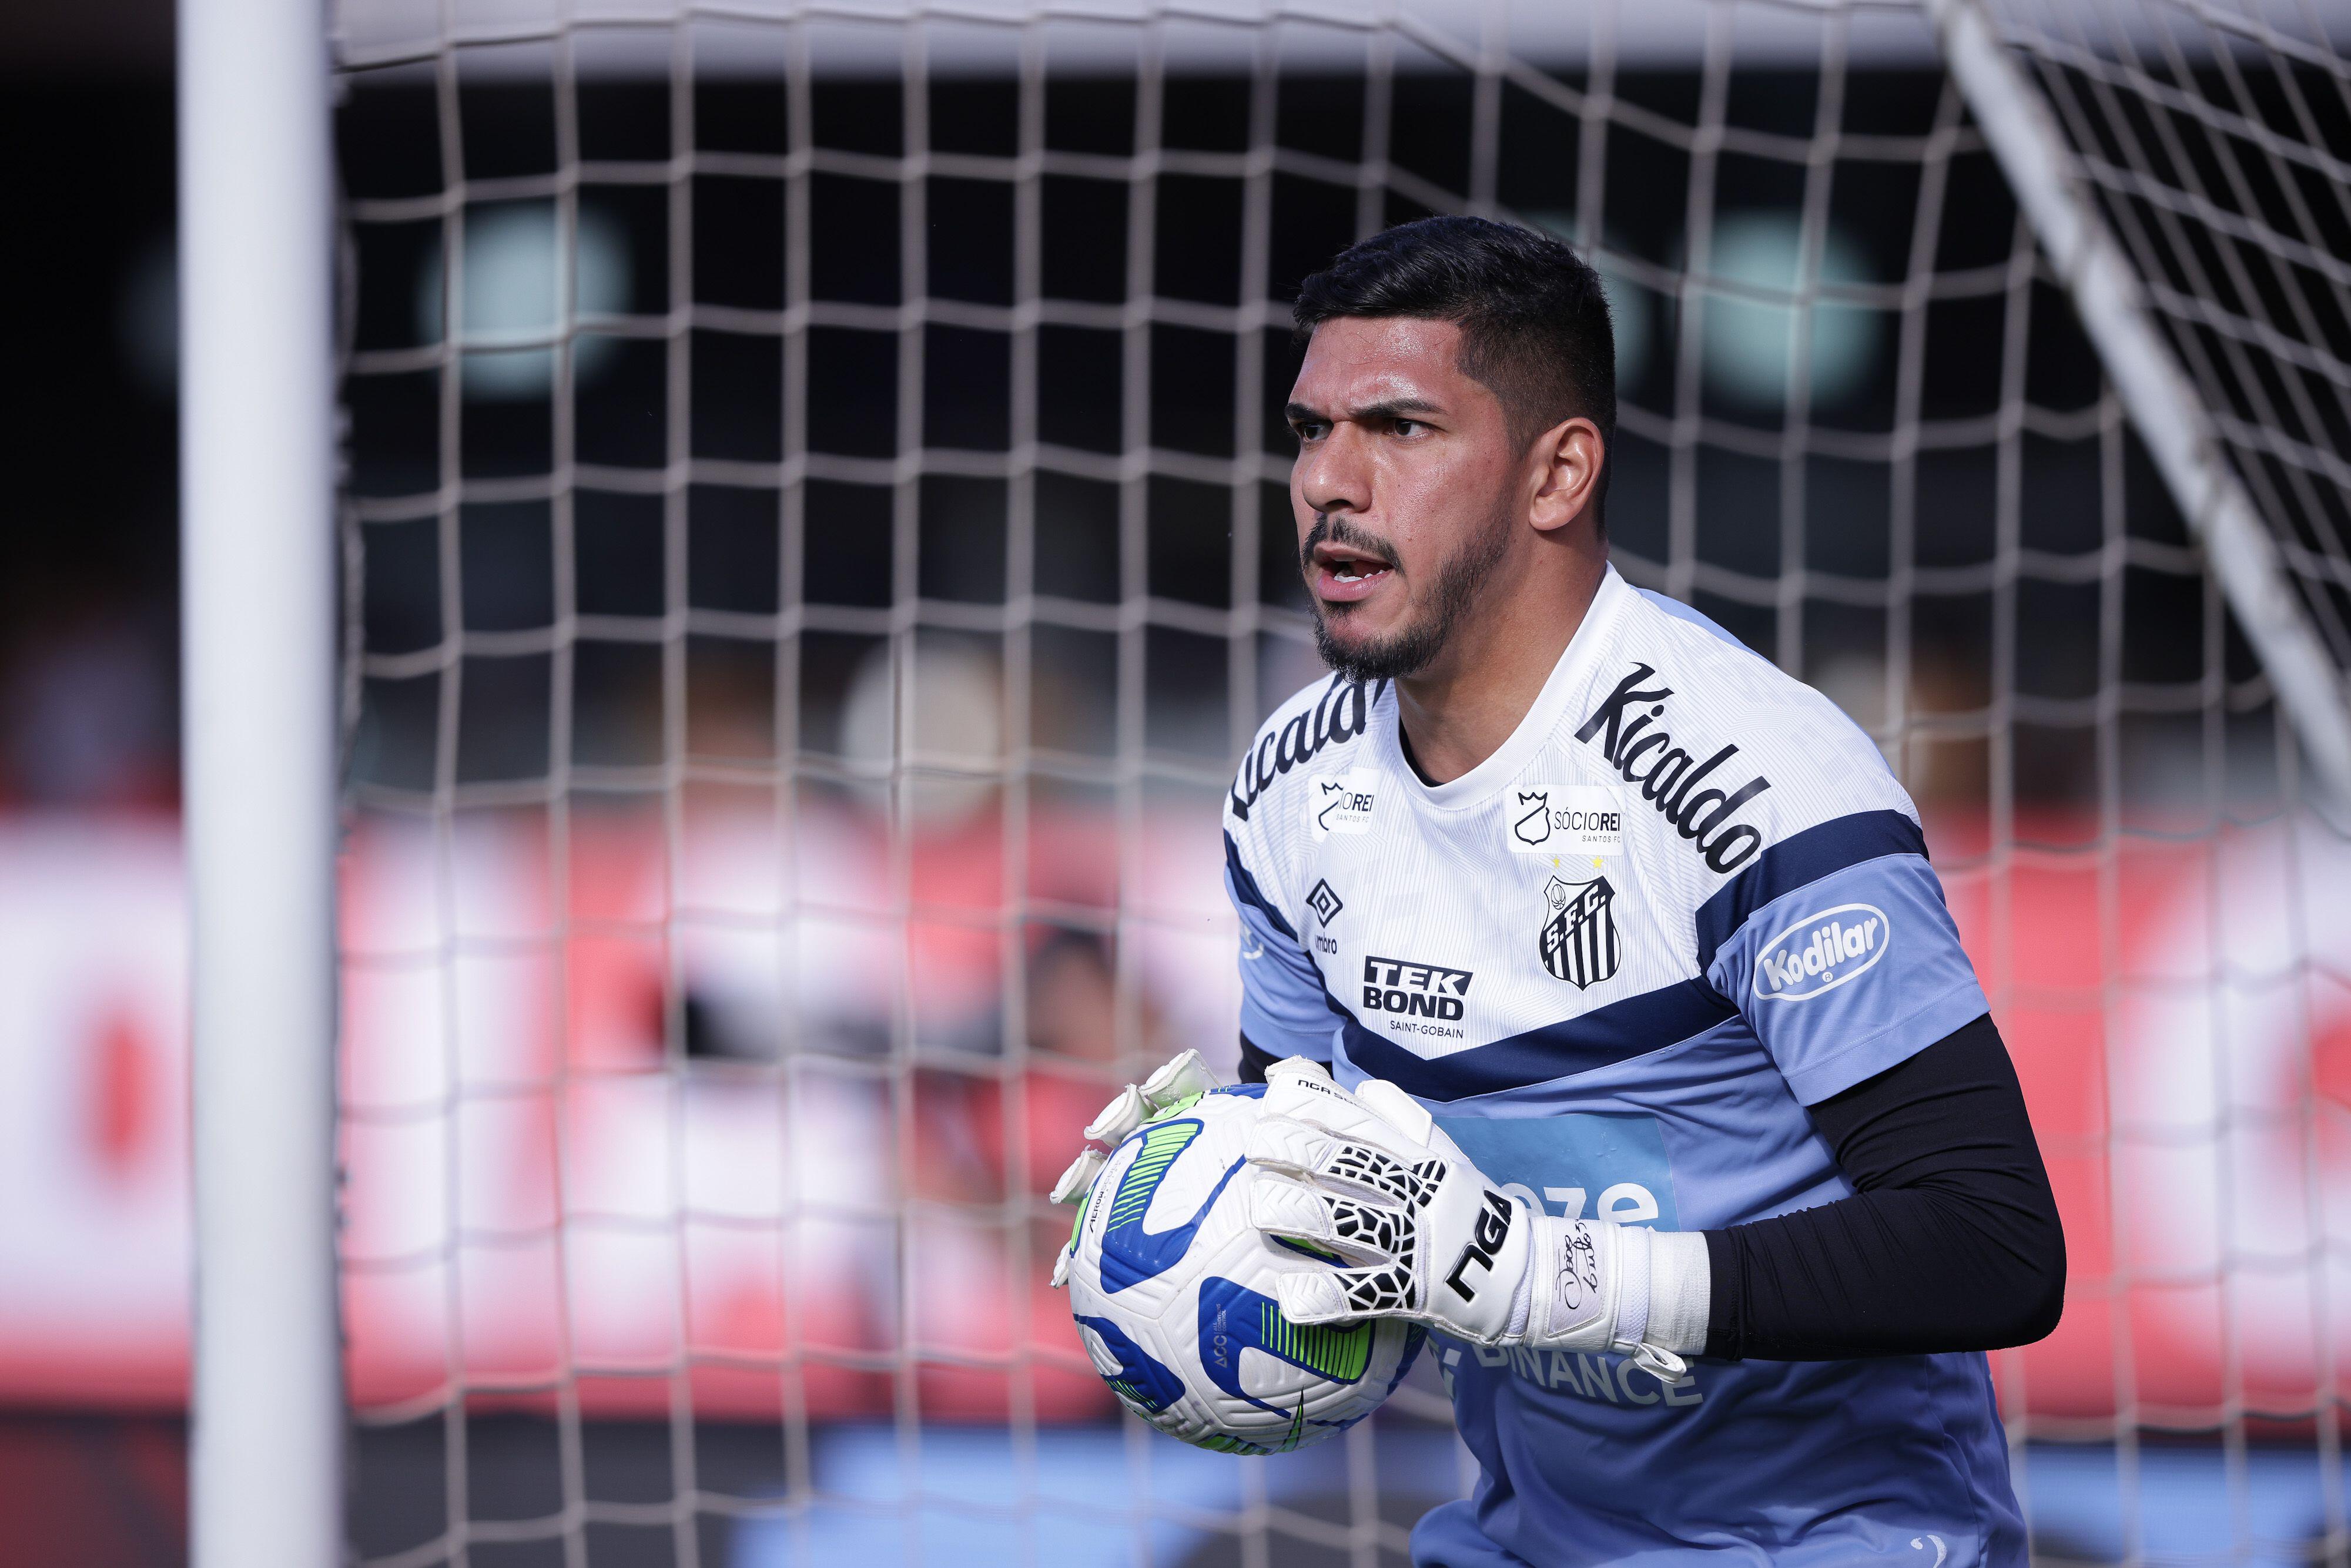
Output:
[
  {"xmin": 1693, "ymin": 809, "xmax": 1928, "ymax": 973},
  {"xmin": 1224, "ymin": 830, "xmax": 1298, "ymax": 943},
  {"xmin": 1338, "ymin": 979, "xmax": 1738, "ymax": 1103}
]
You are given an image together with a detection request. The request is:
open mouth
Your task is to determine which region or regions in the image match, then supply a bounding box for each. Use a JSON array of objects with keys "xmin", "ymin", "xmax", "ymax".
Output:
[{"xmin": 1312, "ymin": 544, "xmax": 1395, "ymax": 604}]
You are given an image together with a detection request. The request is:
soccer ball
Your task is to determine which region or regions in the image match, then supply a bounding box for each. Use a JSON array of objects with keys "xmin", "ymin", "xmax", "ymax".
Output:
[{"xmin": 1061, "ymin": 1083, "xmax": 1425, "ymax": 1453}]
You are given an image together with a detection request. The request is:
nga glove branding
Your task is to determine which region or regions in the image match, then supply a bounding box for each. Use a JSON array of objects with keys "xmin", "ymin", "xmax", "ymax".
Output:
[{"xmin": 1443, "ymin": 1190, "xmax": 1517, "ymax": 1304}]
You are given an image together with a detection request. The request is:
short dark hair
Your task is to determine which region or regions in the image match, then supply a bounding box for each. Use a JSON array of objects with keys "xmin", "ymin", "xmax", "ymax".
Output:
[{"xmin": 1292, "ymin": 215, "xmax": 1616, "ymax": 529}]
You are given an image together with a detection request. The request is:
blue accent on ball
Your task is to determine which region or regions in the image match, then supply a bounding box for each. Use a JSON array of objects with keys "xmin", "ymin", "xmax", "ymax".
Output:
[
  {"xmin": 1195, "ymin": 1276, "xmax": 1372, "ymax": 1421},
  {"xmin": 1097, "ymin": 1128, "xmax": 1247, "ymax": 1295},
  {"xmin": 1074, "ymin": 1314, "xmax": 1185, "ymax": 1414},
  {"xmin": 1210, "ymin": 1082, "xmax": 1268, "ymax": 1098}
]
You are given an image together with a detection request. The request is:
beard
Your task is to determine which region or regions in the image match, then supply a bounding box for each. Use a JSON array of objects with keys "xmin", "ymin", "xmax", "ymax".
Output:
[{"xmin": 1305, "ymin": 498, "xmax": 1515, "ymax": 684}]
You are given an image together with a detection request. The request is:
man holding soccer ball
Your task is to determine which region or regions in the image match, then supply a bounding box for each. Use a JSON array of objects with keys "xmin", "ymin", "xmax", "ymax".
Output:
[{"xmin": 1059, "ymin": 216, "xmax": 2064, "ymax": 1566}]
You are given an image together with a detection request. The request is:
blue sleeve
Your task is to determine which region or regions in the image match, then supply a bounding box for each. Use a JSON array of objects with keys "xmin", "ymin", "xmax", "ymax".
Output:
[
  {"xmin": 1699, "ymin": 811, "xmax": 1988, "ymax": 1105},
  {"xmin": 1223, "ymin": 832, "xmax": 1336, "ymax": 1064}
]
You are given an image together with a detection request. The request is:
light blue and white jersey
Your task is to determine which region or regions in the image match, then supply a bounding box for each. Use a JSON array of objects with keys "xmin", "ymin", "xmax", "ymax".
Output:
[{"xmin": 1223, "ymin": 565, "xmax": 2021, "ymax": 1567}]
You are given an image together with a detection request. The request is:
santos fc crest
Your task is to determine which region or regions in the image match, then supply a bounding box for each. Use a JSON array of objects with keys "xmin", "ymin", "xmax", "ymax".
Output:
[{"xmin": 1539, "ymin": 875, "xmax": 1620, "ymax": 990}]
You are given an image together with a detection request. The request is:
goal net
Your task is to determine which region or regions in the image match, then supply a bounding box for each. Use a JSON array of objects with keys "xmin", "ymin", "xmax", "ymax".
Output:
[{"xmin": 326, "ymin": 1, "xmax": 2351, "ymax": 1563}]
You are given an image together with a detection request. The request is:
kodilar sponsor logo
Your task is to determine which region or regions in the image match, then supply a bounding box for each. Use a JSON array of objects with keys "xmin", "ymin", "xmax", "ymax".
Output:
[
  {"xmin": 1573, "ymin": 664, "xmax": 1769, "ymax": 873},
  {"xmin": 1228, "ymin": 676, "xmax": 1382, "ymax": 823},
  {"xmin": 1752, "ymin": 903, "xmax": 1890, "ymax": 1001},
  {"xmin": 1361, "ymin": 954, "xmax": 1473, "ymax": 1020}
]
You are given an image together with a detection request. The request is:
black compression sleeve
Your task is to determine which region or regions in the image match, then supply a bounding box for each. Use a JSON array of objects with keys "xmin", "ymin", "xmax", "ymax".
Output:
[
  {"xmin": 1703, "ymin": 1013, "xmax": 2065, "ymax": 1361},
  {"xmin": 1237, "ymin": 1034, "xmax": 1280, "ymax": 1084}
]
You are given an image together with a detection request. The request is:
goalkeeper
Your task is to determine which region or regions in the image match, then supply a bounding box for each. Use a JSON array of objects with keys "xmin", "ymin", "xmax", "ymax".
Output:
[{"xmin": 1061, "ymin": 217, "xmax": 2062, "ymax": 1567}]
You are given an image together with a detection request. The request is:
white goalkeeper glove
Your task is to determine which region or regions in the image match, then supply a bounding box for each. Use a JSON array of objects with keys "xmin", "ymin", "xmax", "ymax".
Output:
[
  {"xmin": 1044, "ymin": 1048, "xmax": 1223, "ymax": 1288},
  {"xmin": 1243, "ymin": 1058, "xmax": 1707, "ymax": 1381}
]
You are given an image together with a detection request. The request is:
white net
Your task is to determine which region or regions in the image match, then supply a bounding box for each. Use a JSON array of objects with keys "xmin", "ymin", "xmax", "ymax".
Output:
[
  {"xmin": 327, "ymin": 2, "xmax": 2351, "ymax": 1564},
  {"xmin": 1988, "ymin": 0, "xmax": 2351, "ymax": 684}
]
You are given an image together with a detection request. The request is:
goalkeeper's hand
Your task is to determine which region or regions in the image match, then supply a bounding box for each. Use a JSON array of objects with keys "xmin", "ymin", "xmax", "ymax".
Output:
[
  {"xmin": 1044, "ymin": 1047, "xmax": 1224, "ymax": 1288},
  {"xmin": 1244, "ymin": 1058, "xmax": 1705, "ymax": 1381}
]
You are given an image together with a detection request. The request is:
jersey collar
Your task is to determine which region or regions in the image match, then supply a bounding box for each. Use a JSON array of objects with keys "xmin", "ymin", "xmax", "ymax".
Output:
[{"xmin": 1379, "ymin": 562, "xmax": 1633, "ymax": 812}]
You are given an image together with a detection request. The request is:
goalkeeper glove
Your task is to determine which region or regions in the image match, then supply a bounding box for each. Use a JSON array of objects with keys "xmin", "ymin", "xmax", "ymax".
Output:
[
  {"xmin": 1244, "ymin": 1058, "xmax": 1707, "ymax": 1381},
  {"xmin": 1044, "ymin": 1048, "xmax": 1223, "ymax": 1288}
]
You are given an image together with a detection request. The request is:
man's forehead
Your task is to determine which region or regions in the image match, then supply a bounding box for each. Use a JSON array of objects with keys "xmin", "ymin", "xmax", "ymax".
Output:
[{"xmin": 1293, "ymin": 316, "xmax": 1475, "ymax": 406}]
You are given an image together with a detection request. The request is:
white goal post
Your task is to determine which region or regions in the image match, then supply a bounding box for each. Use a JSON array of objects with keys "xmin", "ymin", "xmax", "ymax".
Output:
[
  {"xmin": 1930, "ymin": 0, "xmax": 2351, "ymax": 801},
  {"xmin": 180, "ymin": 0, "xmax": 341, "ymax": 1566},
  {"xmin": 183, "ymin": 0, "xmax": 2351, "ymax": 1563}
]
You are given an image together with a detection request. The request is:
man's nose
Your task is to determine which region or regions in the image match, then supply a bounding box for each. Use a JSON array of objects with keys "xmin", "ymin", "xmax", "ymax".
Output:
[{"xmin": 1297, "ymin": 423, "xmax": 1371, "ymax": 518}]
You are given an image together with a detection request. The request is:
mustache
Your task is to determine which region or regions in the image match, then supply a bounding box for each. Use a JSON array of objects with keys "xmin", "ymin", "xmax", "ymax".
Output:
[{"xmin": 1300, "ymin": 513, "xmax": 1402, "ymax": 577}]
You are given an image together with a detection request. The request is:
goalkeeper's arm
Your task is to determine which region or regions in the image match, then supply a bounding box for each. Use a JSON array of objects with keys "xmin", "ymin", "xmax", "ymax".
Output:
[
  {"xmin": 1700, "ymin": 1011, "xmax": 2065, "ymax": 1359},
  {"xmin": 1236, "ymin": 1013, "xmax": 2065, "ymax": 1362}
]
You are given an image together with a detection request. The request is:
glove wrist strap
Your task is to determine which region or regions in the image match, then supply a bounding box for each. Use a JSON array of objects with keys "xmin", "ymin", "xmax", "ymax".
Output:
[
  {"xmin": 1503, "ymin": 1245, "xmax": 1536, "ymax": 1340},
  {"xmin": 1518, "ymin": 1218, "xmax": 1704, "ymax": 1386},
  {"xmin": 1610, "ymin": 1222, "xmax": 1653, "ymax": 1352}
]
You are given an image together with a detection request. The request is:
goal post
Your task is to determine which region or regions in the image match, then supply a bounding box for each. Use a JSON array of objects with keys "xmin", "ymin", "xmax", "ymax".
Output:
[
  {"xmin": 179, "ymin": 0, "xmax": 341, "ymax": 1564},
  {"xmin": 1928, "ymin": 0, "xmax": 2351, "ymax": 803},
  {"xmin": 165, "ymin": 0, "xmax": 2351, "ymax": 1561}
]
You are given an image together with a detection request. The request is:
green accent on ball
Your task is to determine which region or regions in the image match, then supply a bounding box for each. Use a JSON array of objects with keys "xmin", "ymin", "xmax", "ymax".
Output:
[
  {"xmin": 1104, "ymin": 1119, "xmax": 1198, "ymax": 1231},
  {"xmin": 1279, "ymin": 1392, "xmax": 1309, "ymax": 1452},
  {"xmin": 1064, "ymin": 1190, "xmax": 1091, "ymax": 1256},
  {"xmin": 1194, "ymin": 1433, "xmax": 1271, "ymax": 1456},
  {"xmin": 1260, "ymin": 1302, "xmax": 1372, "ymax": 1382}
]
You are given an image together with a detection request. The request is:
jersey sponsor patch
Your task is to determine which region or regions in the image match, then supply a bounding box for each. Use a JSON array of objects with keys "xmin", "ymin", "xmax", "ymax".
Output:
[
  {"xmin": 1361, "ymin": 954, "xmax": 1474, "ymax": 1028},
  {"xmin": 1539, "ymin": 874, "xmax": 1621, "ymax": 989},
  {"xmin": 1573, "ymin": 663, "xmax": 1770, "ymax": 874},
  {"xmin": 1436, "ymin": 1110, "xmax": 1681, "ymax": 1232},
  {"xmin": 1751, "ymin": 903, "xmax": 1890, "ymax": 1001},
  {"xmin": 1505, "ymin": 784, "xmax": 1626, "ymax": 856},
  {"xmin": 1307, "ymin": 767, "xmax": 1379, "ymax": 840},
  {"xmin": 1227, "ymin": 676, "xmax": 1380, "ymax": 823}
]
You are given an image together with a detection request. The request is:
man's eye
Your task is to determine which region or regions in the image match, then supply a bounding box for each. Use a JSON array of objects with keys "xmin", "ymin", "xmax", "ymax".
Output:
[
  {"xmin": 1296, "ymin": 422, "xmax": 1327, "ymax": 441},
  {"xmin": 1392, "ymin": 419, "xmax": 1422, "ymax": 436}
]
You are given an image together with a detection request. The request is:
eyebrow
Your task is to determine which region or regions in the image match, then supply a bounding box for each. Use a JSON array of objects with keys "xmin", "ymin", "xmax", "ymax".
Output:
[{"xmin": 1284, "ymin": 397, "xmax": 1445, "ymax": 425}]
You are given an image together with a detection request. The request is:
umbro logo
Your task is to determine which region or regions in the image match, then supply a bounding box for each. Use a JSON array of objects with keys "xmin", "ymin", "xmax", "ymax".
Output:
[{"xmin": 1306, "ymin": 879, "xmax": 1345, "ymax": 924}]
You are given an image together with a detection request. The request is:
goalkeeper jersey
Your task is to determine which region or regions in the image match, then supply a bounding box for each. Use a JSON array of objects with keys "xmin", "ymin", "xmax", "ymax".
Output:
[{"xmin": 1222, "ymin": 564, "xmax": 2024, "ymax": 1568}]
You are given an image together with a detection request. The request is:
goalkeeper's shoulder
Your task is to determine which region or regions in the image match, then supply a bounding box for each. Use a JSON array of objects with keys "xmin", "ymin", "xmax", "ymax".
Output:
[
  {"xmin": 1225, "ymin": 670, "xmax": 1388, "ymax": 827},
  {"xmin": 1607, "ymin": 582, "xmax": 1921, "ymax": 863},
  {"xmin": 1223, "ymin": 669, "xmax": 1388, "ymax": 836},
  {"xmin": 1221, "ymin": 669, "xmax": 1387, "ymax": 935}
]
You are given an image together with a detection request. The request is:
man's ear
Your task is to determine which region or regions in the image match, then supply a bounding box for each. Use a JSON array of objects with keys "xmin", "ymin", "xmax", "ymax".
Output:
[{"xmin": 1527, "ymin": 417, "xmax": 1605, "ymax": 537}]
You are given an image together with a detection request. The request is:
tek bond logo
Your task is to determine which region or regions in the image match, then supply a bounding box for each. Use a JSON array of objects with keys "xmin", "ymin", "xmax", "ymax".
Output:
[{"xmin": 1361, "ymin": 955, "xmax": 1474, "ymax": 1021}]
